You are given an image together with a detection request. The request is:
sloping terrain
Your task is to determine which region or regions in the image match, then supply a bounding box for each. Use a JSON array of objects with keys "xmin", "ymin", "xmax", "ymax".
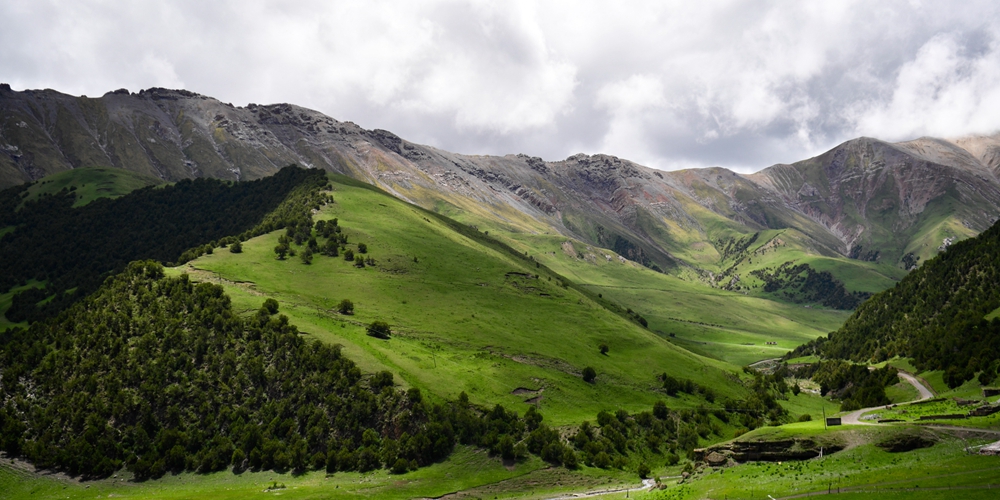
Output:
[
  {"xmin": 2, "ymin": 87, "xmax": 998, "ymax": 497},
  {"xmin": 0, "ymin": 170, "xmax": 810, "ymax": 490},
  {"xmin": 14, "ymin": 166, "xmax": 164, "ymax": 208},
  {"xmin": 4, "ymin": 85, "xmax": 1000, "ymax": 309},
  {"xmin": 792, "ymin": 218, "xmax": 1000, "ymax": 388},
  {"xmin": 180, "ymin": 175, "xmax": 743, "ymax": 425}
]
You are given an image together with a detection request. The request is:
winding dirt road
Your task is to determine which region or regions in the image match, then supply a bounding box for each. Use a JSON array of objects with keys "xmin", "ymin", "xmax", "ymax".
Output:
[
  {"xmin": 842, "ymin": 371, "xmax": 934, "ymax": 425},
  {"xmin": 543, "ymin": 478, "xmax": 657, "ymax": 499}
]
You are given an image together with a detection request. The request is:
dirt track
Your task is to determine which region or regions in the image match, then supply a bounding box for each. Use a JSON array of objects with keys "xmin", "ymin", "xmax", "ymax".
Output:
[{"xmin": 841, "ymin": 371, "xmax": 934, "ymax": 425}]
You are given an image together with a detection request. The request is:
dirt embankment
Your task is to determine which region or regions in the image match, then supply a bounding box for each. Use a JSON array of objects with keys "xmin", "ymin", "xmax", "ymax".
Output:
[{"xmin": 694, "ymin": 438, "xmax": 844, "ymax": 467}]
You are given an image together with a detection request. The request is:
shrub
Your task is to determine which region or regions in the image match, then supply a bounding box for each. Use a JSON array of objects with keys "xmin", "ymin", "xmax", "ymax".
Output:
[
  {"xmin": 274, "ymin": 243, "xmax": 289, "ymax": 260},
  {"xmin": 797, "ymin": 414, "xmax": 812, "ymax": 422},
  {"xmin": 582, "ymin": 366, "xmax": 597, "ymax": 383},
  {"xmin": 599, "ymin": 344, "xmax": 609, "ymax": 355},
  {"xmin": 561, "ymin": 448, "xmax": 578, "ymax": 469},
  {"xmin": 391, "ymin": 458, "xmax": 409, "ymax": 474},
  {"xmin": 592, "ymin": 451, "xmax": 611, "ymax": 469},
  {"xmin": 370, "ymin": 371, "xmax": 393, "ymax": 391},
  {"xmin": 637, "ymin": 462, "xmax": 650, "ymax": 478},
  {"xmin": 262, "ymin": 298, "xmax": 279, "ymax": 315},
  {"xmin": 337, "ymin": 299, "xmax": 354, "ymax": 315},
  {"xmin": 653, "ymin": 401, "xmax": 669, "ymax": 420},
  {"xmin": 344, "ymin": 249, "xmax": 354, "ymax": 261},
  {"xmin": 322, "ymin": 240, "xmax": 338, "ymax": 257},
  {"xmin": 357, "ymin": 243, "xmax": 367, "ymax": 254},
  {"xmin": 230, "ymin": 241, "xmax": 242, "ymax": 253},
  {"xmin": 300, "ymin": 248, "xmax": 313, "ymax": 265},
  {"xmin": 367, "ymin": 320, "xmax": 391, "ymax": 339}
]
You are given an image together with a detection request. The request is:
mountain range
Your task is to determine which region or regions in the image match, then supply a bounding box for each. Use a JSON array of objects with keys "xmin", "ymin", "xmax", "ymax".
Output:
[{"xmin": 4, "ymin": 84, "xmax": 1000, "ymax": 304}]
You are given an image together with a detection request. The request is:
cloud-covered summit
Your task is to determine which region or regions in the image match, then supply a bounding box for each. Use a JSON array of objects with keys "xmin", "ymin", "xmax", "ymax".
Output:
[{"xmin": 3, "ymin": 0, "xmax": 999, "ymax": 172}]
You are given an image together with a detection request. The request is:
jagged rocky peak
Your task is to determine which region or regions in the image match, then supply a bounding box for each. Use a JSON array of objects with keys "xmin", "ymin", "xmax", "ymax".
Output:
[{"xmin": 557, "ymin": 153, "xmax": 650, "ymax": 194}]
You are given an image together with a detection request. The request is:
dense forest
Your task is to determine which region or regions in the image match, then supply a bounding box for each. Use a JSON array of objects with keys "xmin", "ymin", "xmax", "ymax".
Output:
[
  {"xmin": 0, "ymin": 166, "xmax": 328, "ymax": 323},
  {"xmin": 0, "ymin": 262, "xmax": 456, "ymax": 478},
  {"xmin": 790, "ymin": 219, "xmax": 1000, "ymax": 388},
  {"xmin": 0, "ymin": 261, "xmax": 758, "ymax": 479}
]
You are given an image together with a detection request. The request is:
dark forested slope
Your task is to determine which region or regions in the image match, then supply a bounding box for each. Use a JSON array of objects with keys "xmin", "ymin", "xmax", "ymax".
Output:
[
  {"xmin": 0, "ymin": 165, "xmax": 327, "ymax": 322},
  {"xmin": 790, "ymin": 219, "xmax": 1000, "ymax": 387},
  {"xmin": 0, "ymin": 261, "xmax": 742, "ymax": 480},
  {"xmin": 0, "ymin": 262, "xmax": 459, "ymax": 478}
]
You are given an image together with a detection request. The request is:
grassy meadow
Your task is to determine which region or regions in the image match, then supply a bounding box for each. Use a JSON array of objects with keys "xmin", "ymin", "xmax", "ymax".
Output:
[
  {"xmin": 16, "ymin": 166, "xmax": 164, "ymax": 208},
  {"xmin": 643, "ymin": 430, "xmax": 1000, "ymax": 500},
  {"xmin": 0, "ymin": 445, "xmax": 639, "ymax": 500},
  {"xmin": 0, "ymin": 279, "xmax": 43, "ymax": 330},
  {"xmin": 485, "ymin": 231, "xmax": 855, "ymax": 367},
  {"xmin": 400, "ymin": 196, "xmax": 898, "ymax": 367},
  {"xmin": 173, "ymin": 177, "xmax": 743, "ymax": 425}
]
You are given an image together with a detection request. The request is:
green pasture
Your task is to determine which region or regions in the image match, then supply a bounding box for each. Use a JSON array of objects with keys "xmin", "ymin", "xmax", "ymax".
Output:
[
  {"xmin": 778, "ymin": 392, "xmax": 842, "ymax": 423},
  {"xmin": 486, "ymin": 231, "xmax": 853, "ymax": 366},
  {"xmin": 642, "ymin": 428, "xmax": 1000, "ymax": 500},
  {"xmin": 885, "ymin": 379, "xmax": 921, "ymax": 404},
  {"xmin": 175, "ymin": 177, "xmax": 741, "ymax": 425},
  {"xmin": 17, "ymin": 166, "xmax": 163, "ymax": 207},
  {"xmin": 0, "ymin": 445, "xmax": 638, "ymax": 500}
]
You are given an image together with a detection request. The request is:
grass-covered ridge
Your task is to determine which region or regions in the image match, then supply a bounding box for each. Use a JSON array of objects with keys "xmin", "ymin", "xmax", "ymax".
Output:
[{"xmin": 184, "ymin": 175, "xmax": 743, "ymax": 425}]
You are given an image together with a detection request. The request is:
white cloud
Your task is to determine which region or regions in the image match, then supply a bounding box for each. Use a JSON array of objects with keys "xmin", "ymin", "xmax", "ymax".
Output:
[
  {"xmin": 594, "ymin": 75, "xmax": 673, "ymax": 167},
  {"xmin": 3, "ymin": 0, "xmax": 1000, "ymax": 170},
  {"xmin": 852, "ymin": 32, "xmax": 1000, "ymax": 140}
]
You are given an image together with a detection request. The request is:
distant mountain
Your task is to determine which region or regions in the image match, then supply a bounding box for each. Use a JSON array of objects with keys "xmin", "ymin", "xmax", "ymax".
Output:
[{"xmin": 4, "ymin": 84, "xmax": 999, "ymax": 305}]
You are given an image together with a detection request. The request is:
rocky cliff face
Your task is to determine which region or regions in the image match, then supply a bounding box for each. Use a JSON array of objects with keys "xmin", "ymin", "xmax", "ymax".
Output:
[
  {"xmin": 749, "ymin": 136, "xmax": 1000, "ymax": 263},
  {"xmin": 3, "ymin": 84, "xmax": 999, "ymax": 283}
]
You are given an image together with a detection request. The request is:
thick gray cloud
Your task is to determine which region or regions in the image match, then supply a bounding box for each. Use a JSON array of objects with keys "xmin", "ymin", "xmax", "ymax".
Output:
[{"xmin": 3, "ymin": 0, "xmax": 1000, "ymax": 172}]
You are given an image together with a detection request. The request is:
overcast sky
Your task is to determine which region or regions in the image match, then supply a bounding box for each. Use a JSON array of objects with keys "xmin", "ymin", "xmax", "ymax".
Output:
[{"xmin": 3, "ymin": 1, "xmax": 1000, "ymax": 172}]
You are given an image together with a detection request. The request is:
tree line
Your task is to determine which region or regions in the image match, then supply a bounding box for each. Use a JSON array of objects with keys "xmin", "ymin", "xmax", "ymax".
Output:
[
  {"xmin": 0, "ymin": 261, "xmax": 756, "ymax": 479},
  {"xmin": 0, "ymin": 166, "xmax": 328, "ymax": 323},
  {"xmin": 789, "ymin": 219, "xmax": 1000, "ymax": 388}
]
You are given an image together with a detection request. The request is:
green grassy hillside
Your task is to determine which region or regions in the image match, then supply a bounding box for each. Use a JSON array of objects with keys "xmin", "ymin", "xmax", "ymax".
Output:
[
  {"xmin": 377, "ymin": 203, "xmax": 863, "ymax": 367},
  {"xmin": 178, "ymin": 176, "xmax": 742, "ymax": 425},
  {"xmin": 17, "ymin": 166, "xmax": 164, "ymax": 207},
  {"xmin": 649, "ymin": 425, "xmax": 1000, "ymax": 500},
  {"xmin": 491, "ymin": 232, "xmax": 855, "ymax": 367},
  {"xmin": 4, "ymin": 171, "xmax": 996, "ymax": 500}
]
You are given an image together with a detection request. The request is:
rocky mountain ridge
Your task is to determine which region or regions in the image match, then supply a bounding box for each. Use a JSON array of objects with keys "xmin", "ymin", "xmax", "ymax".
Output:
[{"xmin": 3, "ymin": 84, "xmax": 999, "ymax": 288}]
